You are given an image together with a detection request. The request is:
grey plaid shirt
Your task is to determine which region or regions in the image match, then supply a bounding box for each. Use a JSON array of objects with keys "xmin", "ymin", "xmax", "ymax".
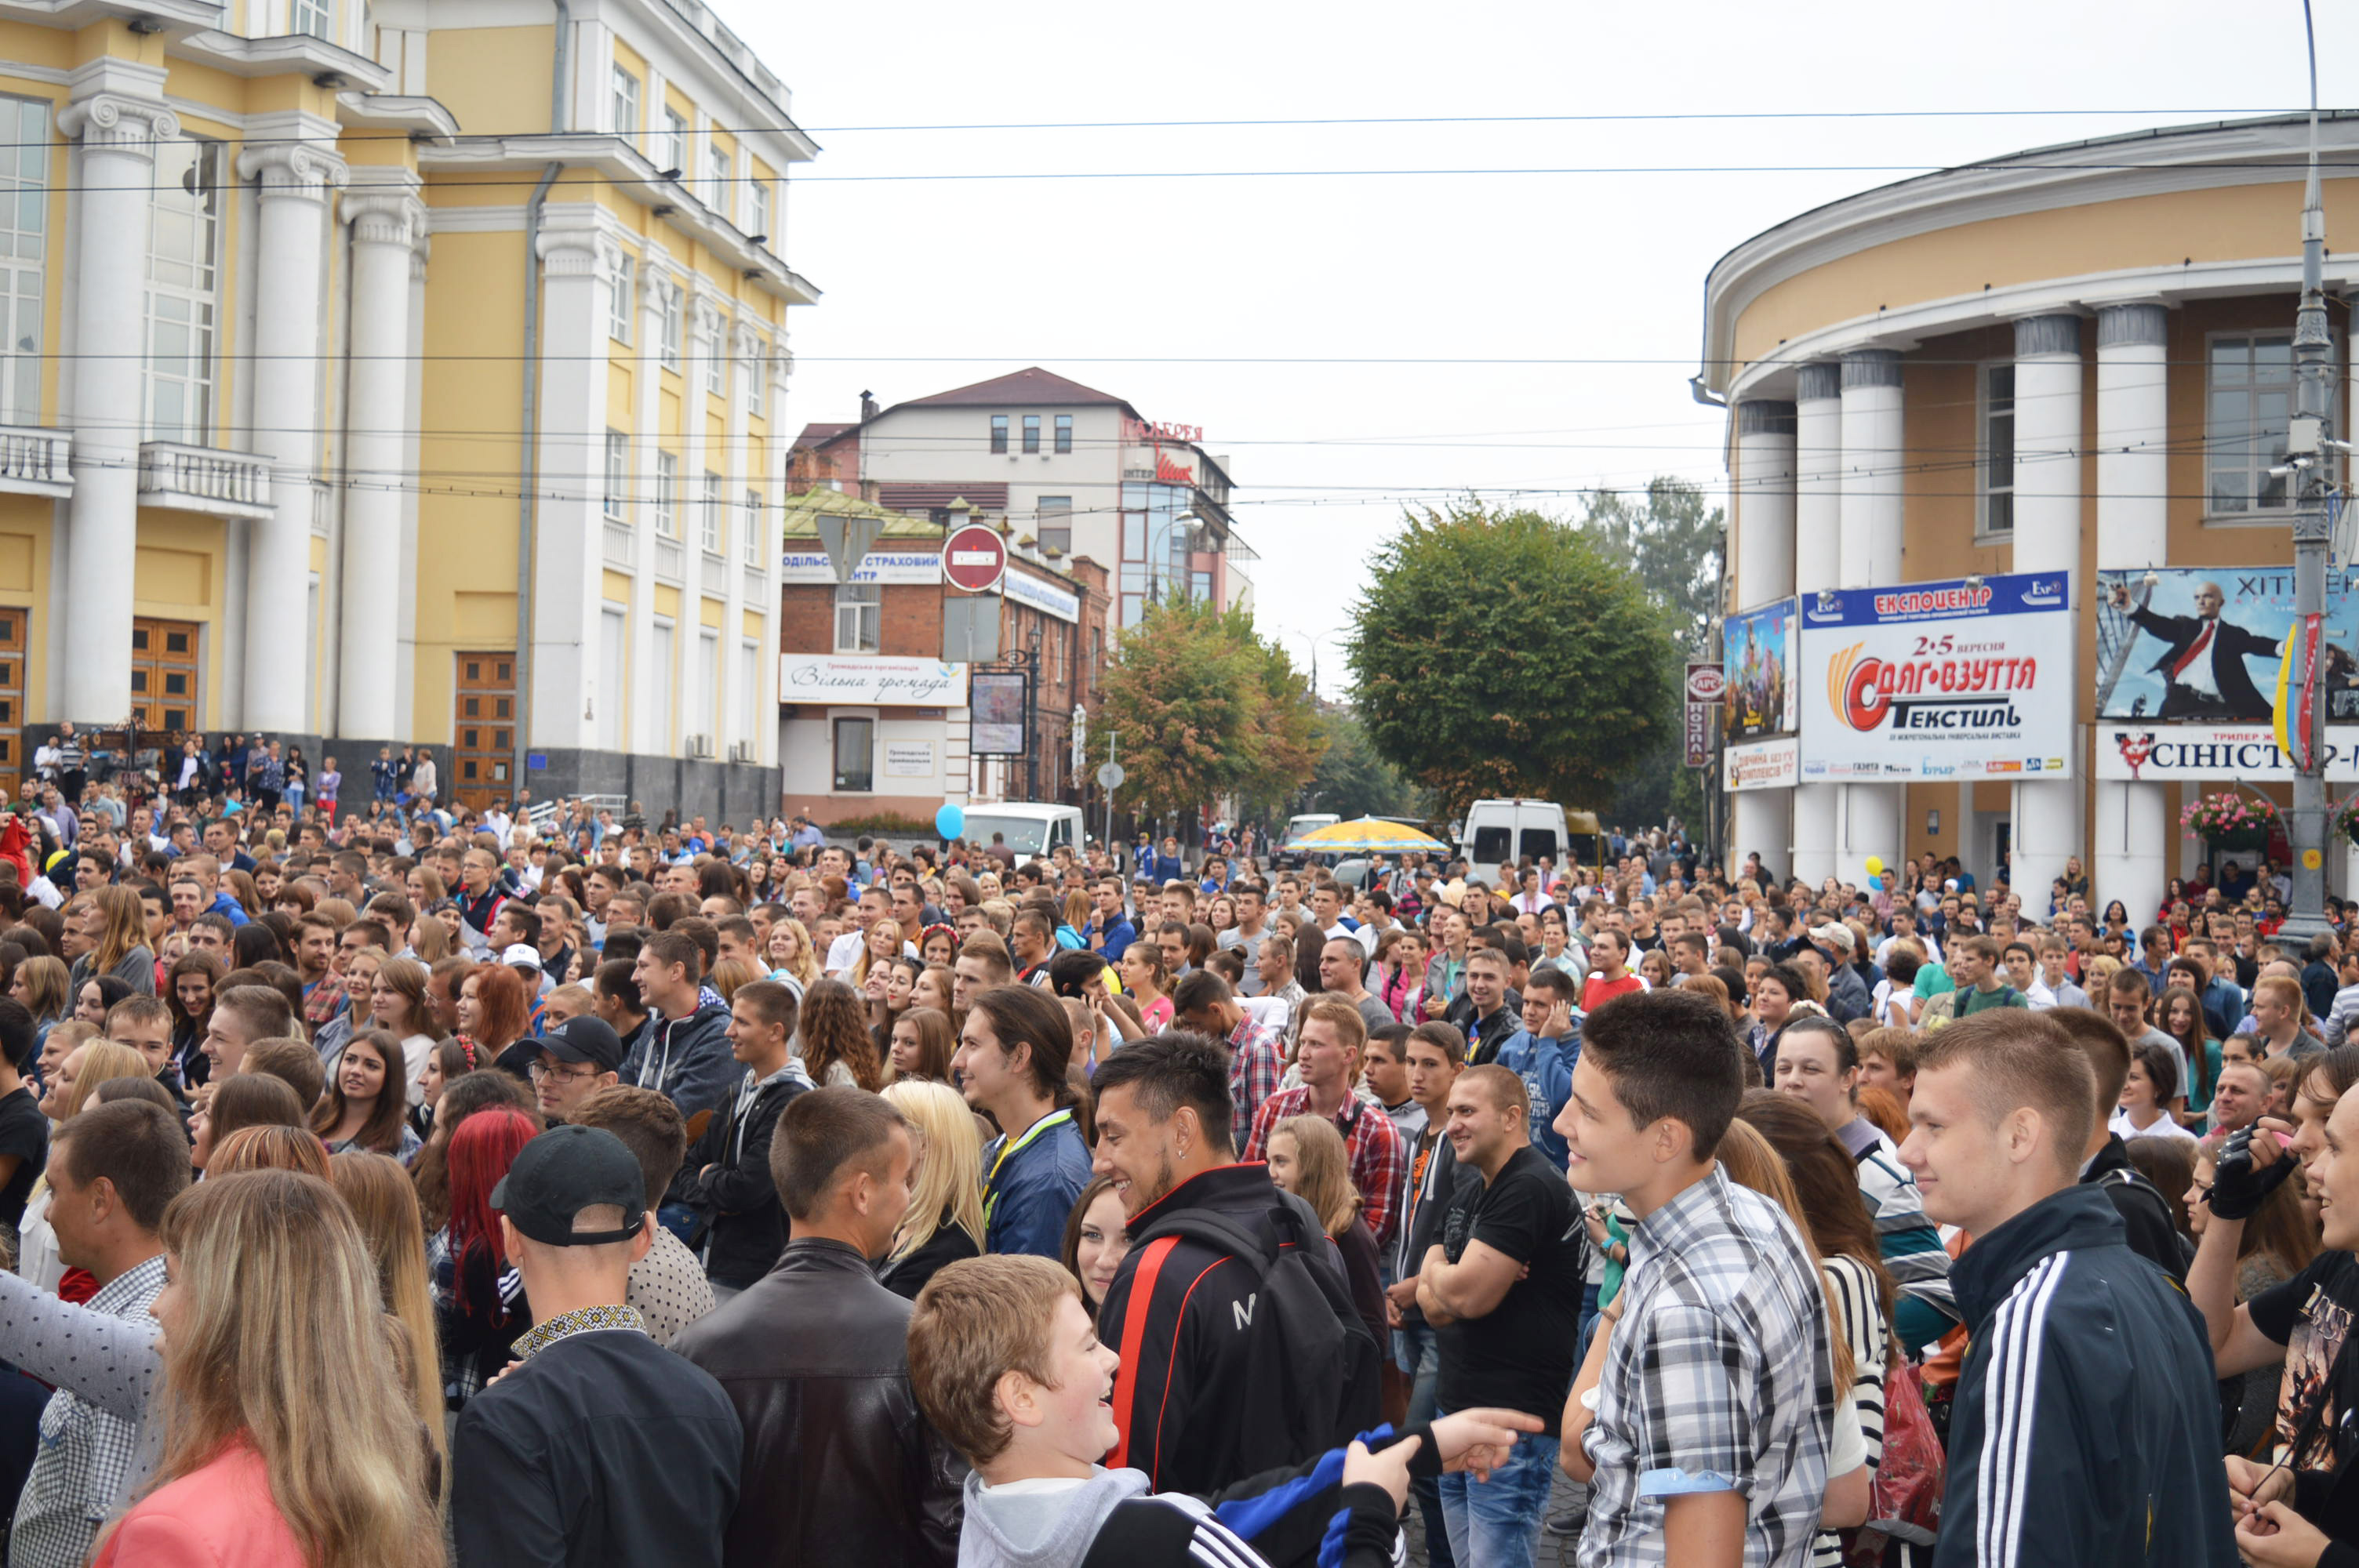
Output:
[
  {"xmin": 11, "ymin": 1254, "xmax": 169, "ymax": 1568},
  {"xmin": 1579, "ymin": 1166, "xmax": 1835, "ymax": 1568}
]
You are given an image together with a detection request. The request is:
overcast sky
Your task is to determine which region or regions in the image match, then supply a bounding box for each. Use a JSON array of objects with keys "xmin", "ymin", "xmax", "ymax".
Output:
[{"xmin": 717, "ymin": 0, "xmax": 2357, "ymax": 695}]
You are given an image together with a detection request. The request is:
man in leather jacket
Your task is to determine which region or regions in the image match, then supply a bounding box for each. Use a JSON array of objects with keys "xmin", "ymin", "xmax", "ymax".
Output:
[{"xmin": 672, "ymin": 1087, "xmax": 962, "ymax": 1566}]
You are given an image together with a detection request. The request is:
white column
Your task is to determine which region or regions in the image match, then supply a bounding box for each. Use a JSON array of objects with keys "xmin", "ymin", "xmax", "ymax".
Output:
[
  {"xmin": 396, "ymin": 238, "xmax": 427, "ymax": 738},
  {"xmin": 527, "ymin": 213, "xmax": 611, "ymax": 754},
  {"xmin": 56, "ymin": 67, "xmax": 179, "ymax": 723},
  {"xmin": 761, "ymin": 340, "xmax": 791, "ymax": 770},
  {"xmin": 336, "ymin": 173, "xmax": 423, "ymax": 743},
  {"xmin": 1732, "ymin": 397, "xmax": 1795, "ymax": 881},
  {"xmin": 630, "ymin": 253, "xmax": 671, "ymax": 756},
  {"xmin": 2095, "ymin": 301, "xmax": 2172, "ymax": 924},
  {"xmin": 2006, "ymin": 313, "xmax": 2085, "ymax": 918},
  {"xmin": 238, "ymin": 118, "xmax": 346, "ymax": 736},
  {"xmin": 1837, "ymin": 349, "xmax": 1905, "ymax": 887},
  {"xmin": 1792, "ymin": 361, "xmax": 1842, "ymax": 886},
  {"xmin": 719, "ymin": 319, "xmax": 756, "ymax": 760}
]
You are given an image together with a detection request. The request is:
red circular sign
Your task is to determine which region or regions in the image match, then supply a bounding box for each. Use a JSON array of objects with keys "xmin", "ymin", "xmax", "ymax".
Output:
[{"xmin": 942, "ymin": 524, "xmax": 1008, "ymax": 593}]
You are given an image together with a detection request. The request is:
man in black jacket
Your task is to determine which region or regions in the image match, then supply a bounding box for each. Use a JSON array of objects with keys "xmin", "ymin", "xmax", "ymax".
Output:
[
  {"xmin": 672, "ymin": 1086, "xmax": 962, "ymax": 1566},
  {"xmin": 1899, "ymin": 1012, "xmax": 2234, "ymax": 1568},
  {"xmin": 2047, "ymin": 1007, "xmax": 2191, "ymax": 1283},
  {"xmin": 681, "ymin": 979, "xmax": 810, "ymax": 1298}
]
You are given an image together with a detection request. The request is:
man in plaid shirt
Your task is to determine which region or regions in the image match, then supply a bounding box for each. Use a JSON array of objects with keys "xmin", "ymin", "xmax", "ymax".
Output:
[
  {"xmin": 1242, "ymin": 995, "xmax": 1405, "ymax": 1249},
  {"xmin": 1172, "ymin": 970, "xmax": 1285, "ymax": 1152},
  {"xmin": 1559, "ymin": 988, "xmax": 1835, "ymax": 1568}
]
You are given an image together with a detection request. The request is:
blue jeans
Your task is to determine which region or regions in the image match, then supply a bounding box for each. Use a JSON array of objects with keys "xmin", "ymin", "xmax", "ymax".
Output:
[
  {"xmin": 1437, "ymin": 1405, "xmax": 1561, "ymax": 1568},
  {"xmin": 1394, "ymin": 1323, "xmax": 1454, "ymax": 1568}
]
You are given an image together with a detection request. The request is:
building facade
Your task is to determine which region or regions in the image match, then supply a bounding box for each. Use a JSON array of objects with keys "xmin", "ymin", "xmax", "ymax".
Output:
[
  {"xmin": 1703, "ymin": 112, "xmax": 2359, "ymax": 923},
  {"xmin": 791, "ymin": 366, "xmax": 1255, "ymax": 630},
  {"xmin": 774, "ymin": 487, "xmax": 1108, "ymax": 823},
  {"xmin": 0, "ymin": 0, "xmax": 809, "ymax": 818}
]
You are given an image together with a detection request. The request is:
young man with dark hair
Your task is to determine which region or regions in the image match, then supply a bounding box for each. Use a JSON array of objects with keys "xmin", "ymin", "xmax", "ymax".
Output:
[
  {"xmin": 1557, "ymin": 989, "xmax": 1834, "ymax": 1568},
  {"xmin": 1899, "ymin": 1011, "xmax": 2234, "ymax": 1568},
  {"xmin": 1496, "ymin": 966, "xmax": 1577, "ymax": 1171},
  {"xmin": 625, "ymin": 928, "xmax": 736, "ymax": 1125},
  {"xmin": 1092, "ymin": 1033, "xmax": 1378, "ymax": 1494},
  {"xmin": 1452, "ymin": 946, "xmax": 1523, "ymax": 1068},
  {"xmin": 1388, "ymin": 1021, "xmax": 1472, "ymax": 1562},
  {"xmin": 2044, "ymin": 1006, "xmax": 2192, "ymax": 1285},
  {"xmin": 1169, "ymin": 968, "xmax": 1283, "ymax": 1152},
  {"xmin": 679, "ymin": 979, "xmax": 809, "ymax": 1300},
  {"xmin": 202, "ymin": 984, "xmax": 296, "ymax": 1078},
  {"xmin": 673, "ymin": 1087, "xmax": 962, "ymax": 1566},
  {"xmin": 956, "ymin": 985, "xmax": 1092, "ymax": 1260}
]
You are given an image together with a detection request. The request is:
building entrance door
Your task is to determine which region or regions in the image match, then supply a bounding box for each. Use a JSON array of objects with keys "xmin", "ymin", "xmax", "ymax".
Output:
[
  {"xmin": 129, "ymin": 618, "xmax": 199, "ymax": 738},
  {"xmin": 453, "ymin": 652, "xmax": 516, "ymax": 813},
  {"xmin": 0, "ymin": 608, "xmax": 24, "ymax": 804}
]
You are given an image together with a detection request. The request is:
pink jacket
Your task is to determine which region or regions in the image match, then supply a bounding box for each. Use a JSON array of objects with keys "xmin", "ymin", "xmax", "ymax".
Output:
[{"xmin": 93, "ymin": 1439, "xmax": 307, "ymax": 1568}]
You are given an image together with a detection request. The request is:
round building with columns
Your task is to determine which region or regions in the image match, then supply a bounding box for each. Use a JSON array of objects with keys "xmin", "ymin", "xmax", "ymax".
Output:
[{"xmin": 1702, "ymin": 111, "xmax": 2359, "ymax": 924}]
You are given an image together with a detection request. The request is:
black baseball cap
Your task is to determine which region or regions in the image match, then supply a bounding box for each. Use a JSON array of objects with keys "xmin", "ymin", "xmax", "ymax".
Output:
[
  {"xmin": 489, "ymin": 1125, "xmax": 647, "ymax": 1247},
  {"xmin": 540, "ymin": 1015, "xmax": 625, "ymax": 1073}
]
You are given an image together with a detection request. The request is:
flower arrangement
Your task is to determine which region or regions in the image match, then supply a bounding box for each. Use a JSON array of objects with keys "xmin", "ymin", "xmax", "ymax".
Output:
[
  {"xmin": 2182, "ymin": 793, "xmax": 2281, "ymax": 846},
  {"xmin": 2335, "ymin": 797, "xmax": 2359, "ymax": 846}
]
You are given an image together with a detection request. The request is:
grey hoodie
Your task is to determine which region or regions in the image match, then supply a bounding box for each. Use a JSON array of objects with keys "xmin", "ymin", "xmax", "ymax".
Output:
[{"xmin": 958, "ymin": 1466, "xmax": 1152, "ymax": 1568}]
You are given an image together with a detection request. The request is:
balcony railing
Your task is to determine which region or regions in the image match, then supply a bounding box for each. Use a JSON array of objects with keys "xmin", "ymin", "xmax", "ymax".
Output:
[
  {"xmin": 742, "ymin": 561, "xmax": 767, "ymax": 604},
  {"xmin": 653, "ymin": 535, "xmax": 685, "ymax": 583},
  {"xmin": 700, "ymin": 549, "xmax": 727, "ymax": 597},
  {"xmin": 0, "ymin": 426, "xmax": 70, "ymax": 499},
  {"xmin": 602, "ymin": 519, "xmax": 636, "ymax": 568},
  {"xmin": 138, "ymin": 441, "xmax": 272, "ymax": 520}
]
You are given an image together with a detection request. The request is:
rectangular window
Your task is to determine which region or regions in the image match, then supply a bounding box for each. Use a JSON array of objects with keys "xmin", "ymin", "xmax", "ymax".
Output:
[
  {"xmin": 835, "ymin": 583, "xmax": 880, "ymax": 653},
  {"xmin": 743, "ymin": 487, "xmax": 764, "ymax": 565},
  {"xmin": 1982, "ymin": 364, "xmax": 2014, "ymax": 537},
  {"xmin": 660, "ymin": 281, "xmax": 682, "ymax": 371},
  {"xmin": 651, "ymin": 619, "xmax": 675, "ymax": 747},
  {"xmin": 1037, "ymin": 495, "xmax": 1073, "ymax": 554},
  {"xmin": 611, "ymin": 65, "xmax": 641, "ymax": 144},
  {"xmin": 2208, "ymin": 333, "xmax": 2299, "ymax": 514},
  {"xmin": 739, "ymin": 639, "xmax": 758, "ymax": 744},
  {"xmin": 660, "ymin": 106, "xmax": 689, "ymax": 176},
  {"xmin": 750, "ymin": 180, "xmax": 772, "ymax": 241},
  {"xmin": 990, "ymin": 414, "xmax": 1009, "ymax": 453},
  {"xmin": 833, "ymin": 717, "xmax": 874, "ymax": 792},
  {"xmin": 696, "ymin": 630, "xmax": 720, "ymax": 732},
  {"xmin": 0, "ymin": 99, "xmax": 47, "ymax": 426},
  {"xmin": 700, "ymin": 314, "xmax": 724, "ymax": 396},
  {"xmin": 293, "ymin": 0, "xmax": 331, "ymax": 38},
  {"xmin": 598, "ymin": 607, "xmax": 627, "ymax": 752},
  {"xmin": 1054, "ymin": 413, "xmax": 1073, "ymax": 454},
  {"xmin": 708, "ymin": 145, "xmax": 732, "ymax": 223},
  {"xmin": 654, "ymin": 451, "xmax": 678, "ymax": 538},
  {"xmin": 144, "ymin": 136, "xmax": 223, "ymax": 445},
  {"xmin": 747, "ymin": 337, "xmax": 767, "ymax": 417},
  {"xmin": 609, "ymin": 253, "xmax": 634, "ymax": 344},
  {"xmin": 603, "ymin": 431, "xmax": 628, "ymax": 521},
  {"xmin": 700, "ymin": 470, "xmax": 723, "ymax": 552},
  {"xmin": 1023, "ymin": 414, "xmax": 1041, "ymax": 454}
]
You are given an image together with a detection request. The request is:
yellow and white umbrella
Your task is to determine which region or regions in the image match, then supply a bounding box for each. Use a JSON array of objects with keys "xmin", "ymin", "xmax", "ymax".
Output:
[{"xmin": 1290, "ymin": 818, "xmax": 1448, "ymax": 854}]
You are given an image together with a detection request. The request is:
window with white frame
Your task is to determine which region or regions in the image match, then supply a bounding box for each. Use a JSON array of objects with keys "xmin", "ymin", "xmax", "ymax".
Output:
[
  {"xmin": 990, "ymin": 415, "xmax": 1009, "ymax": 453},
  {"xmin": 696, "ymin": 630, "xmax": 720, "ymax": 734},
  {"xmin": 609, "ymin": 253, "xmax": 634, "ymax": 344},
  {"xmin": 747, "ymin": 338, "xmax": 768, "ymax": 417},
  {"xmin": 708, "ymin": 145, "xmax": 732, "ymax": 223},
  {"xmin": 659, "ymin": 281, "xmax": 682, "ymax": 371},
  {"xmin": 293, "ymin": 0, "xmax": 332, "ymax": 38},
  {"xmin": 0, "ymin": 98, "xmax": 48, "ymax": 426},
  {"xmin": 651, "ymin": 617, "xmax": 675, "ymax": 746},
  {"xmin": 604, "ymin": 432, "xmax": 629, "ymax": 521},
  {"xmin": 750, "ymin": 179, "xmax": 772, "ymax": 242},
  {"xmin": 1037, "ymin": 495, "xmax": 1073, "ymax": 554},
  {"xmin": 598, "ymin": 608, "xmax": 627, "ymax": 751},
  {"xmin": 739, "ymin": 639, "xmax": 758, "ymax": 743},
  {"xmin": 700, "ymin": 313, "xmax": 723, "ymax": 396},
  {"xmin": 660, "ymin": 106, "xmax": 689, "ymax": 176},
  {"xmin": 700, "ymin": 470, "xmax": 723, "ymax": 552},
  {"xmin": 144, "ymin": 136, "xmax": 224, "ymax": 445},
  {"xmin": 834, "ymin": 583, "xmax": 880, "ymax": 653},
  {"xmin": 654, "ymin": 451, "xmax": 678, "ymax": 537},
  {"xmin": 2208, "ymin": 334, "xmax": 2300, "ymax": 515},
  {"xmin": 611, "ymin": 66, "xmax": 642, "ymax": 145},
  {"xmin": 1023, "ymin": 414, "xmax": 1041, "ymax": 453},
  {"xmin": 1981, "ymin": 364, "xmax": 2014, "ymax": 537},
  {"xmin": 743, "ymin": 487, "xmax": 764, "ymax": 564},
  {"xmin": 833, "ymin": 717, "xmax": 874, "ymax": 792}
]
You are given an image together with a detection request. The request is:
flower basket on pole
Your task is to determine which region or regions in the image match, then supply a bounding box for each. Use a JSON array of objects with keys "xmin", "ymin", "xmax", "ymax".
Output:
[{"xmin": 2182, "ymin": 793, "xmax": 2281, "ymax": 856}]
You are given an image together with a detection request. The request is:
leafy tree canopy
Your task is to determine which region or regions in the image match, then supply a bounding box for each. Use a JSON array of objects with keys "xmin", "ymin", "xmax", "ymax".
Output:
[
  {"xmin": 1292, "ymin": 708, "xmax": 1428, "ymax": 823},
  {"xmin": 1100, "ymin": 597, "xmax": 1323, "ymax": 822}
]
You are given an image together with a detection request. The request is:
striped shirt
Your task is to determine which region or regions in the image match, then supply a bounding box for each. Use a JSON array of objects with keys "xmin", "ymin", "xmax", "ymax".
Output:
[
  {"xmin": 1811, "ymin": 1253, "xmax": 1890, "ymax": 1568},
  {"xmin": 1847, "ymin": 1120, "xmax": 1959, "ymax": 1355}
]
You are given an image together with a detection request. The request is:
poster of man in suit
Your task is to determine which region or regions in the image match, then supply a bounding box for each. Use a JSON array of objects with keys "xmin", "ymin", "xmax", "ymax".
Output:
[{"xmin": 2095, "ymin": 567, "xmax": 2359, "ymax": 723}]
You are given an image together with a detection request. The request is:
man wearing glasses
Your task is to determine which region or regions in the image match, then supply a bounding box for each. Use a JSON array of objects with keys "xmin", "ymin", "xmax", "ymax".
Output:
[{"xmin": 533, "ymin": 1016, "xmax": 627, "ymax": 1126}]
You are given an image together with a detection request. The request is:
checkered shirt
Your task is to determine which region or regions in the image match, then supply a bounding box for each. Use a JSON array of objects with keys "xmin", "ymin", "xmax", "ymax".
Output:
[
  {"xmin": 11, "ymin": 1254, "xmax": 169, "ymax": 1568},
  {"xmin": 1579, "ymin": 1166, "xmax": 1835, "ymax": 1568},
  {"xmin": 1242, "ymin": 1086, "xmax": 1406, "ymax": 1250},
  {"xmin": 1225, "ymin": 1012, "xmax": 1285, "ymax": 1152}
]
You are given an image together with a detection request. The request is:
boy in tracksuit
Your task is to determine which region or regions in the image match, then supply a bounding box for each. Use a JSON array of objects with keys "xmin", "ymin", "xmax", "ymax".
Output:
[{"xmin": 907, "ymin": 1254, "xmax": 1540, "ymax": 1568}]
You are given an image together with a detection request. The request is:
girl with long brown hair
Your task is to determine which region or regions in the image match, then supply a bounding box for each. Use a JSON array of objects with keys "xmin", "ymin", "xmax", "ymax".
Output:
[
  {"xmin": 314, "ymin": 1031, "xmax": 423, "ymax": 1162},
  {"xmin": 795, "ymin": 978, "xmax": 883, "ymax": 1091},
  {"xmin": 73, "ymin": 885, "xmax": 155, "ymax": 996},
  {"xmin": 328, "ymin": 1150, "xmax": 447, "ymax": 1490},
  {"xmin": 456, "ymin": 964, "xmax": 534, "ymax": 1080}
]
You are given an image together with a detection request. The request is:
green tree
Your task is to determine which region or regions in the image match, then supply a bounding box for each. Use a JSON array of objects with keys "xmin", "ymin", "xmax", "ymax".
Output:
[
  {"xmin": 1100, "ymin": 597, "xmax": 1323, "ymax": 822},
  {"xmin": 1345, "ymin": 500, "xmax": 1677, "ymax": 816},
  {"xmin": 1295, "ymin": 709, "xmax": 1426, "ymax": 822},
  {"xmin": 1581, "ymin": 480, "xmax": 1725, "ymax": 831}
]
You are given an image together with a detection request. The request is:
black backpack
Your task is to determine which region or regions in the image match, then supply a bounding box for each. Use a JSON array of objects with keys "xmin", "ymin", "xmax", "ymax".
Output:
[{"xmin": 1131, "ymin": 1200, "xmax": 1382, "ymax": 1458}]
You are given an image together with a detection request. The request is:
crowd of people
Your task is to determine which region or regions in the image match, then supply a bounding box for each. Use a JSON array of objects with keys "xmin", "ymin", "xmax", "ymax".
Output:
[{"xmin": 0, "ymin": 766, "xmax": 2346, "ymax": 1567}]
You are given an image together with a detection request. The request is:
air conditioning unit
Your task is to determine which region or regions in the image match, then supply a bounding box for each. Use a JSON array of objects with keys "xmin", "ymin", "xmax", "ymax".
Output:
[
  {"xmin": 685, "ymin": 733, "xmax": 714, "ymax": 760},
  {"xmin": 728, "ymin": 740, "xmax": 755, "ymax": 764}
]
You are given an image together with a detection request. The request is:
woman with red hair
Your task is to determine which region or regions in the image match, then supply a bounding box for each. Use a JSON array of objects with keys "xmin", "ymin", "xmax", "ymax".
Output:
[
  {"xmin": 456, "ymin": 962, "xmax": 536, "ymax": 1081},
  {"xmin": 430, "ymin": 1105, "xmax": 537, "ymax": 1409}
]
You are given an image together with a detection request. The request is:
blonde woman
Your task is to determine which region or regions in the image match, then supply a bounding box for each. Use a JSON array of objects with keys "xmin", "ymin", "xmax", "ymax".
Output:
[
  {"xmin": 19, "ymin": 1040, "xmax": 154, "ymax": 1292},
  {"xmin": 765, "ymin": 917, "xmax": 818, "ymax": 993},
  {"xmin": 13, "ymin": 955, "xmax": 70, "ymax": 1043},
  {"xmin": 1265, "ymin": 1115, "xmax": 1384, "ymax": 1348},
  {"xmin": 875, "ymin": 1079, "xmax": 983, "ymax": 1301},
  {"xmin": 849, "ymin": 916, "xmax": 903, "ymax": 993},
  {"xmin": 71, "ymin": 885, "xmax": 156, "ymax": 996},
  {"xmin": 326, "ymin": 1151, "xmax": 446, "ymax": 1493}
]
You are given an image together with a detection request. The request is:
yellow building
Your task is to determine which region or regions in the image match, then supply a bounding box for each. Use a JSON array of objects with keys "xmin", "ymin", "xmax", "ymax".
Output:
[
  {"xmin": 0, "ymin": 0, "xmax": 812, "ymax": 816},
  {"xmin": 1702, "ymin": 111, "xmax": 2359, "ymax": 922}
]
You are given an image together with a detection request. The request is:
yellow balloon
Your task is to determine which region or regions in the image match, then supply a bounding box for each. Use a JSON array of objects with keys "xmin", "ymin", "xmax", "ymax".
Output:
[{"xmin": 1864, "ymin": 855, "xmax": 1885, "ymax": 878}]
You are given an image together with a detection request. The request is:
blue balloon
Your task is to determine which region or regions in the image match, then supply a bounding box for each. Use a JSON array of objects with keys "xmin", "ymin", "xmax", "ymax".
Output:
[{"xmin": 935, "ymin": 804, "xmax": 966, "ymax": 840}]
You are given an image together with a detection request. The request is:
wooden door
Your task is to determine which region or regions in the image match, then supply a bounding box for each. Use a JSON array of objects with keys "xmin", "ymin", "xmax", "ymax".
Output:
[
  {"xmin": 453, "ymin": 652, "xmax": 516, "ymax": 813},
  {"xmin": 129, "ymin": 618, "xmax": 198, "ymax": 738},
  {"xmin": 0, "ymin": 608, "xmax": 24, "ymax": 805}
]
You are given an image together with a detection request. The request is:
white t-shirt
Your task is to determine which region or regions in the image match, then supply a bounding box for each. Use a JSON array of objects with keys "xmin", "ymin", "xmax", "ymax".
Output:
[
  {"xmin": 2108, "ymin": 1108, "xmax": 2199, "ymax": 1145},
  {"xmin": 823, "ymin": 929, "xmax": 866, "ymax": 977}
]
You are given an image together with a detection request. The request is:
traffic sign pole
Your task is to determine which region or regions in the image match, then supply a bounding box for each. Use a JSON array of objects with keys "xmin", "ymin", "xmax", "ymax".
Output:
[{"xmin": 1100, "ymin": 735, "xmax": 1119, "ymax": 855}]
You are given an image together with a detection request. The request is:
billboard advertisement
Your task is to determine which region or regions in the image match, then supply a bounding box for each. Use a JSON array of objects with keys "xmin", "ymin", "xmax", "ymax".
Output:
[
  {"xmin": 1684, "ymin": 662, "xmax": 1721, "ymax": 768},
  {"xmin": 1726, "ymin": 736, "xmax": 1799, "ymax": 790},
  {"xmin": 1797, "ymin": 572, "xmax": 2074, "ymax": 782},
  {"xmin": 969, "ymin": 671, "xmax": 1030, "ymax": 756},
  {"xmin": 2095, "ymin": 723, "xmax": 2359, "ymax": 782},
  {"xmin": 1721, "ymin": 598, "xmax": 1798, "ymax": 742},
  {"xmin": 2095, "ymin": 565, "xmax": 2359, "ymax": 723}
]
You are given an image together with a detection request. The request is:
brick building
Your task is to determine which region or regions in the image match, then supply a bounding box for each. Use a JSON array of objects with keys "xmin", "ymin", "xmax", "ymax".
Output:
[{"xmin": 776, "ymin": 488, "xmax": 1108, "ymax": 824}]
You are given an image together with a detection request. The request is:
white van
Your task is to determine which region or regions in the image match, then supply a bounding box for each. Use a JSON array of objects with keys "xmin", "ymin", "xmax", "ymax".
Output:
[
  {"xmin": 1274, "ymin": 812, "xmax": 1340, "ymax": 869},
  {"xmin": 1457, "ymin": 799, "xmax": 1571, "ymax": 869},
  {"xmin": 960, "ymin": 802, "xmax": 1085, "ymax": 858}
]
